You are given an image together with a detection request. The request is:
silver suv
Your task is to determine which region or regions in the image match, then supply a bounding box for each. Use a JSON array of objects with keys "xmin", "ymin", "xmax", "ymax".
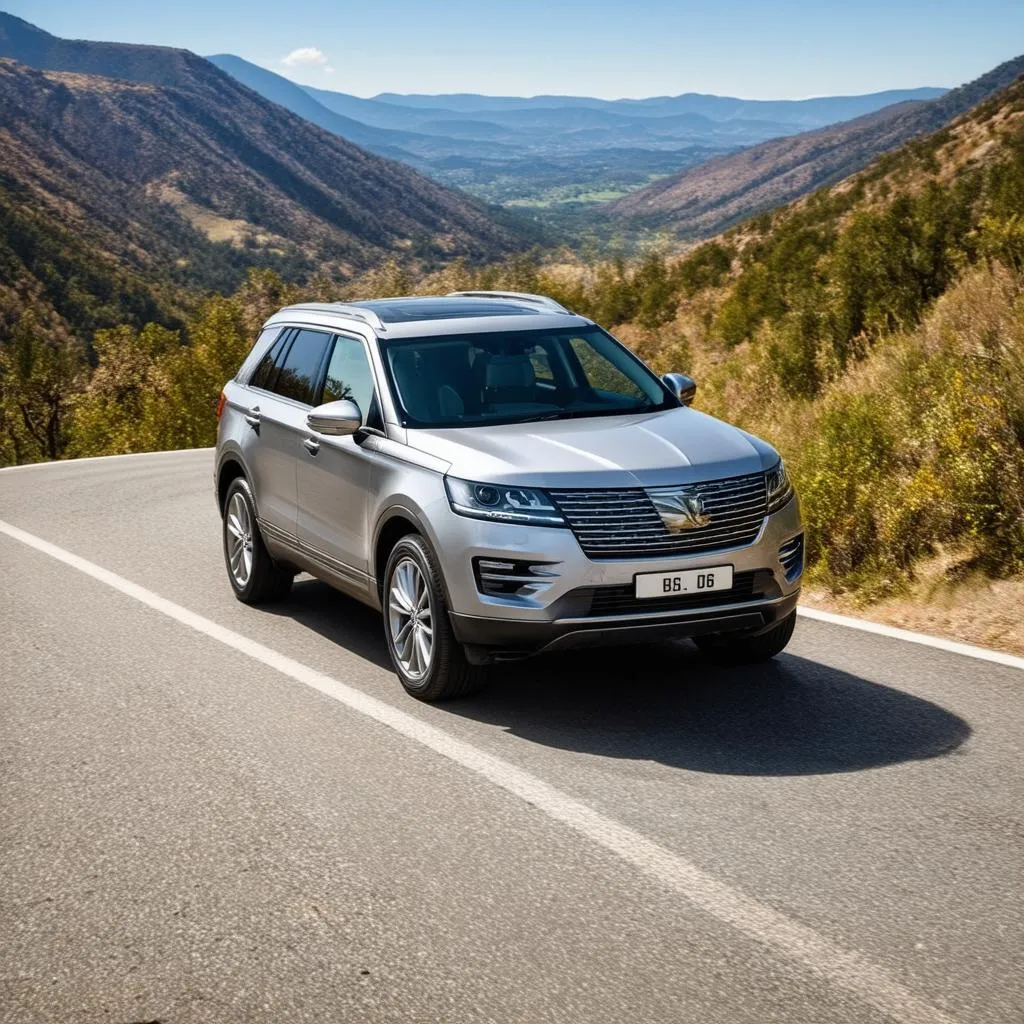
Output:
[{"xmin": 215, "ymin": 292, "xmax": 803, "ymax": 700}]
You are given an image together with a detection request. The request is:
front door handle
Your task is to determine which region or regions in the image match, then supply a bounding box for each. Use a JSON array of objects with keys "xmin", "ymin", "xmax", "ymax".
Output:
[
  {"xmin": 303, "ymin": 436, "xmax": 320, "ymax": 456},
  {"xmin": 244, "ymin": 406, "xmax": 261, "ymax": 430}
]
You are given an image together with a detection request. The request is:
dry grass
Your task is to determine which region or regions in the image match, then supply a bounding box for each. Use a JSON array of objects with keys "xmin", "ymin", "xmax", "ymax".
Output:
[
  {"xmin": 802, "ymin": 559, "xmax": 1024, "ymax": 656},
  {"xmin": 147, "ymin": 179, "xmax": 278, "ymax": 247}
]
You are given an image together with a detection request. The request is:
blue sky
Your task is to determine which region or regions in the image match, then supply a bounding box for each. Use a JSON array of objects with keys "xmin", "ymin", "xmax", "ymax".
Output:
[{"xmin": 6, "ymin": 0, "xmax": 1023, "ymax": 99}]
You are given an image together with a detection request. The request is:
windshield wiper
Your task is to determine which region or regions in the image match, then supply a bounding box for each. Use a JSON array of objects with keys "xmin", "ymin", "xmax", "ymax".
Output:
[
  {"xmin": 556, "ymin": 406, "xmax": 656, "ymax": 420},
  {"xmin": 514, "ymin": 411, "xmax": 564, "ymax": 423},
  {"xmin": 510, "ymin": 406, "xmax": 659, "ymax": 426}
]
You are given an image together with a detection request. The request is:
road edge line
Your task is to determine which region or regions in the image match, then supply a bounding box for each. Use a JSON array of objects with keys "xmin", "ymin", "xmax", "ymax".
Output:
[
  {"xmin": 0, "ymin": 448, "xmax": 213, "ymax": 474},
  {"xmin": 797, "ymin": 606, "xmax": 1024, "ymax": 671}
]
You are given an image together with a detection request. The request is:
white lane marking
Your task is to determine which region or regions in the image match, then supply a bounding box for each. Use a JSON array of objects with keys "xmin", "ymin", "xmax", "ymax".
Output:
[
  {"xmin": 798, "ymin": 606, "xmax": 1024, "ymax": 671},
  {"xmin": 0, "ymin": 448, "xmax": 213, "ymax": 474},
  {"xmin": 0, "ymin": 518, "xmax": 957, "ymax": 1024},
  {"xmin": 3, "ymin": 450, "xmax": 1021, "ymax": 673}
]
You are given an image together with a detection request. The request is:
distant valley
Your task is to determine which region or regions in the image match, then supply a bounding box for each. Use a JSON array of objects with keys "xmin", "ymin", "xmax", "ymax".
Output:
[{"xmin": 207, "ymin": 53, "xmax": 945, "ymax": 209}]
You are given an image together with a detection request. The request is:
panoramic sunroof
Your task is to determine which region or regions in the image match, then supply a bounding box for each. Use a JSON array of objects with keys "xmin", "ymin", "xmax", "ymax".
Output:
[{"xmin": 355, "ymin": 298, "xmax": 540, "ymax": 324}]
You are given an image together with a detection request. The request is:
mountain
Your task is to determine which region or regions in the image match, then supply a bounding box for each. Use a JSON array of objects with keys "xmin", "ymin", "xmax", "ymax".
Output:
[
  {"xmin": 206, "ymin": 54, "xmax": 517, "ymax": 164},
  {"xmin": 303, "ymin": 85, "xmax": 901, "ymax": 142},
  {"xmin": 302, "ymin": 84, "xmax": 455, "ymax": 131},
  {"xmin": 204, "ymin": 54, "xmax": 423, "ymax": 159},
  {"xmin": 0, "ymin": 14, "xmax": 528, "ymax": 337},
  {"xmin": 608, "ymin": 54, "xmax": 1024, "ymax": 238}
]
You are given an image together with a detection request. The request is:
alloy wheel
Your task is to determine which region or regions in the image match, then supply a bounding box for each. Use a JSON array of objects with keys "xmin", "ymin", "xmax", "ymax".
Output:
[
  {"xmin": 225, "ymin": 491, "xmax": 254, "ymax": 588},
  {"xmin": 388, "ymin": 557, "xmax": 434, "ymax": 680}
]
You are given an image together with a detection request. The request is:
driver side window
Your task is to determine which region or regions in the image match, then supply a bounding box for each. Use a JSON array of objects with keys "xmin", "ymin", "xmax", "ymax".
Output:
[{"xmin": 322, "ymin": 335, "xmax": 375, "ymax": 417}]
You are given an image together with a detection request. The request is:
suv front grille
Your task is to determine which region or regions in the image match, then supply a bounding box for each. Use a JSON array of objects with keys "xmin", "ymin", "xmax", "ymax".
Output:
[{"xmin": 549, "ymin": 472, "xmax": 768, "ymax": 560}]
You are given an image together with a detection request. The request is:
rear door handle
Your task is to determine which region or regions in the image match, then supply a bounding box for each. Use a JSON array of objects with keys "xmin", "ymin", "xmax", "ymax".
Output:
[
  {"xmin": 244, "ymin": 406, "xmax": 261, "ymax": 430},
  {"xmin": 303, "ymin": 437, "xmax": 320, "ymax": 456}
]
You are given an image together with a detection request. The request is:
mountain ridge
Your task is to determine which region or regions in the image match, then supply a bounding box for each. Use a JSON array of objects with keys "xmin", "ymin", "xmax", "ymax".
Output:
[
  {"xmin": 367, "ymin": 88, "xmax": 948, "ymax": 123},
  {"xmin": 0, "ymin": 13, "xmax": 524, "ymax": 255}
]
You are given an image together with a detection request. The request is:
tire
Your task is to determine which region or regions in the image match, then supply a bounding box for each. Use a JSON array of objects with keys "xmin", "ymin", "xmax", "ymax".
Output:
[
  {"xmin": 694, "ymin": 609, "xmax": 797, "ymax": 664},
  {"xmin": 222, "ymin": 476, "xmax": 293, "ymax": 605},
  {"xmin": 383, "ymin": 534, "xmax": 488, "ymax": 701}
]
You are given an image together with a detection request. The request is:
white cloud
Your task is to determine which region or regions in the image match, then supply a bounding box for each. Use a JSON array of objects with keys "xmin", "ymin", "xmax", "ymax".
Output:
[
  {"xmin": 325, "ymin": 66, "xmax": 336, "ymax": 75},
  {"xmin": 281, "ymin": 47, "xmax": 329, "ymax": 68}
]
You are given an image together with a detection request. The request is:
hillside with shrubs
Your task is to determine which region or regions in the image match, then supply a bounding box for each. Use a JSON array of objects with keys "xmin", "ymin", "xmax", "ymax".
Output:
[{"xmin": 3, "ymin": 75, "xmax": 1024, "ymax": 624}]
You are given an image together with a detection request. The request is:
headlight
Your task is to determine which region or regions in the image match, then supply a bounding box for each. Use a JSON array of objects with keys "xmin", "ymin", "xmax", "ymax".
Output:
[
  {"xmin": 766, "ymin": 459, "xmax": 794, "ymax": 513},
  {"xmin": 445, "ymin": 477, "xmax": 566, "ymax": 526}
]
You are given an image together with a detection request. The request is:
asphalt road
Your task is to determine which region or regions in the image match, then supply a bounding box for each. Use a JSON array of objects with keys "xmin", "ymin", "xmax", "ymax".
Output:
[{"xmin": 1, "ymin": 449, "xmax": 1021, "ymax": 1024}]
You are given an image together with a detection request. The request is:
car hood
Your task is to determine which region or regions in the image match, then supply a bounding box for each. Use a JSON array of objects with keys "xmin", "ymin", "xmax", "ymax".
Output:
[{"xmin": 405, "ymin": 407, "xmax": 778, "ymax": 489}]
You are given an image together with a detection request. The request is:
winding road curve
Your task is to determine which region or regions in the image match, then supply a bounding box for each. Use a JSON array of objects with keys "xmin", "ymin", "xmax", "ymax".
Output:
[{"xmin": 1, "ymin": 449, "xmax": 1021, "ymax": 1024}]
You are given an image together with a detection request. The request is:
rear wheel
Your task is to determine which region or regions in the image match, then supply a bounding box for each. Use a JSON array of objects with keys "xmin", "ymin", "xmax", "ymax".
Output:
[
  {"xmin": 222, "ymin": 477, "xmax": 293, "ymax": 604},
  {"xmin": 383, "ymin": 534, "xmax": 487, "ymax": 701},
  {"xmin": 694, "ymin": 609, "xmax": 796, "ymax": 664}
]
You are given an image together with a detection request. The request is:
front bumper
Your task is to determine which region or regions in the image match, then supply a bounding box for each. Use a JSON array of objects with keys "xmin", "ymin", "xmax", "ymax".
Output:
[
  {"xmin": 451, "ymin": 591, "xmax": 799, "ymax": 661},
  {"xmin": 429, "ymin": 492, "xmax": 804, "ymax": 661}
]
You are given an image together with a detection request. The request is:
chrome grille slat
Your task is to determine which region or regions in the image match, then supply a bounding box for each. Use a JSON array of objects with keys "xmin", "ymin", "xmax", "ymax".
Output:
[
  {"xmin": 567, "ymin": 510, "xmax": 661, "ymax": 519},
  {"xmin": 698, "ymin": 495, "xmax": 766, "ymax": 510},
  {"xmin": 574, "ymin": 516, "xmax": 766, "ymax": 539},
  {"xmin": 550, "ymin": 472, "xmax": 768, "ymax": 560},
  {"xmin": 582, "ymin": 525, "xmax": 765, "ymax": 544}
]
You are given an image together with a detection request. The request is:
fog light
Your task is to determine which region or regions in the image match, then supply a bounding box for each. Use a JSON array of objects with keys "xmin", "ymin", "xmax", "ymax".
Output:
[
  {"xmin": 779, "ymin": 534, "xmax": 804, "ymax": 582},
  {"xmin": 473, "ymin": 557, "xmax": 559, "ymax": 596},
  {"xmin": 479, "ymin": 559, "xmax": 516, "ymax": 572}
]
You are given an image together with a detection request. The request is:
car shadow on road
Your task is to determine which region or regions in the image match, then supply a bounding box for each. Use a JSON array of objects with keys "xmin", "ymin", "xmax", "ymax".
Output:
[
  {"xmin": 271, "ymin": 579, "xmax": 970, "ymax": 776},
  {"xmin": 470, "ymin": 645, "xmax": 971, "ymax": 776}
]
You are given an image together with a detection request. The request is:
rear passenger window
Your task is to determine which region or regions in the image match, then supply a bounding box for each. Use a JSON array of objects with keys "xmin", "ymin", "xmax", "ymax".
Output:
[
  {"xmin": 249, "ymin": 329, "xmax": 291, "ymax": 391},
  {"xmin": 271, "ymin": 329, "xmax": 333, "ymax": 405}
]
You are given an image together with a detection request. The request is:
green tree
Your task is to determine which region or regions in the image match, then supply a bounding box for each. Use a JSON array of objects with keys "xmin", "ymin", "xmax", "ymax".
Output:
[
  {"xmin": 71, "ymin": 322, "xmax": 180, "ymax": 456},
  {"xmin": 0, "ymin": 310, "xmax": 86, "ymax": 463},
  {"xmin": 634, "ymin": 252, "xmax": 678, "ymax": 329}
]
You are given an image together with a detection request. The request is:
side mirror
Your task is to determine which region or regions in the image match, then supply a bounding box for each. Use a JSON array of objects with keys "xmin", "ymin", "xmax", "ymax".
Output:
[
  {"xmin": 662, "ymin": 372, "xmax": 697, "ymax": 407},
  {"xmin": 307, "ymin": 399, "xmax": 362, "ymax": 437}
]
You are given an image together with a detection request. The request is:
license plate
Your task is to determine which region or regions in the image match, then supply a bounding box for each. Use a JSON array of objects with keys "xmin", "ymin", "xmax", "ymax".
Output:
[{"xmin": 635, "ymin": 565, "xmax": 733, "ymax": 599}]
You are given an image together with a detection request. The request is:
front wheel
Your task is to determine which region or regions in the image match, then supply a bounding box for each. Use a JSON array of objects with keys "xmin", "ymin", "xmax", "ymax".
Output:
[
  {"xmin": 383, "ymin": 535, "xmax": 487, "ymax": 701},
  {"xmin": 694, "ymin": 609, "xmax": 797, "ymax": 664}
]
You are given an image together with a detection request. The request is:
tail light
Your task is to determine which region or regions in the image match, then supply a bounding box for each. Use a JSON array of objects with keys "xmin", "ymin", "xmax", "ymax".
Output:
[{"xmin": 215, "ymin": 390, "xmax": 227, "ymax": 419}]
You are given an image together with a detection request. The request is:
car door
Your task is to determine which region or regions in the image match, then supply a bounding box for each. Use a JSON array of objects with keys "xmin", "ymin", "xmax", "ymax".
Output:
[
  {"xmin": 242, "ymin": 327, "xmax": 334, "ymax": 541},
  {"xmin": 297, "ymin": 332, "xmax": 381, "ymax": 581}
]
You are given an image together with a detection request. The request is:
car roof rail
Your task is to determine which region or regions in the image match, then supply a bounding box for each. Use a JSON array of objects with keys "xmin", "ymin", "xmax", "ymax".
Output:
[
  {"xmin": 276, "ymin": 302, "xmax": 387, "ymax": 332},
  {"xmin": 446, "ymin": 290, "xmax": 572, "ymax": 314}
]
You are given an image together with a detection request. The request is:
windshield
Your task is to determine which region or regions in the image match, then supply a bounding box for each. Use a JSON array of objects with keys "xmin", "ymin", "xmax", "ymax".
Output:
[{"xmin": 381, "ymin": 326, "xmax": 674, "ymax": 429}]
